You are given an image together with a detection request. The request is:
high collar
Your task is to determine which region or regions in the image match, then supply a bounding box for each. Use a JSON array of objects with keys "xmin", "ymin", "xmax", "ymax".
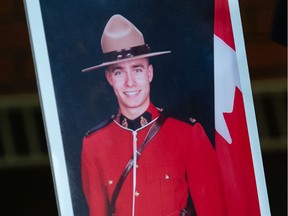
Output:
[{"xmin": 116, "ymin": 103, "xmax": 161, "ymax": 130}]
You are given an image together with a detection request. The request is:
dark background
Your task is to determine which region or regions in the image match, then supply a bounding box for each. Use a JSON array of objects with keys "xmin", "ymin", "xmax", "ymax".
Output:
[{"xmin": 0, "ymin": 0, "xmax": 286, "ymax": 215}]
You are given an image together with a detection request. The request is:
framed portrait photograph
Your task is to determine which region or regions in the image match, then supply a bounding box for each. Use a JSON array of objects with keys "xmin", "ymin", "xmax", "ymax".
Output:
[{"xmin": 24, "ymin": 0, "xmax": 270, "ymax": 215}]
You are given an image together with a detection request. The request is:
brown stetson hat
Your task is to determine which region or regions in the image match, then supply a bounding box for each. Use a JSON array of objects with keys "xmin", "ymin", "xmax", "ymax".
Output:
[{"xmin": 82, "ymin": 14, "xmax": 171, "ymax": 72}]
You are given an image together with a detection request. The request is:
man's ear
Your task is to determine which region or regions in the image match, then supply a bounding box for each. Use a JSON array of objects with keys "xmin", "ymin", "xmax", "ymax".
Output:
[
  {"xmin": 148, "ymin": 64, "xmax": 153, "ymax": 82},
  {"xmin": 105, "ymin": 69, "xmax": 113, "ymax": 86}
]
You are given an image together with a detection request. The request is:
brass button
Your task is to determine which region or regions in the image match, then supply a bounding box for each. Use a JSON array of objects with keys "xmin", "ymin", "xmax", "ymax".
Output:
[
  {"xmin": 135, "ymin": 191, "xmax": 140, "ymax": 197},
  {"xmin": 165, "ymin": 174, "xmax": 170, "ymax": 180},
  {"xmin": 108, "ymin": 180, "xmax": 113, "ymax": 185}
]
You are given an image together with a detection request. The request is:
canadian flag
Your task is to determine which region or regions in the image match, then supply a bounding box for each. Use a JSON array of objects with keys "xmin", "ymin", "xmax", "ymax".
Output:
[{"xmin": 214, "ymin": 0, "xmax": 265, "ymax": 215}]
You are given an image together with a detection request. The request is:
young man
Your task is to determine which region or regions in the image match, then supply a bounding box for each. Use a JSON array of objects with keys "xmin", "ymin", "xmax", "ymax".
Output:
[{"xmin": 81, "ymin": 14, "xmax": 227, "ymax": 216}]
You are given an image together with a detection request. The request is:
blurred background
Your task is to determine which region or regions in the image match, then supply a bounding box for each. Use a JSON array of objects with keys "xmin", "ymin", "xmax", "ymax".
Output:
[{"xmin": 0, "ymin": 0, "xmax": 286, "ymax": 215}]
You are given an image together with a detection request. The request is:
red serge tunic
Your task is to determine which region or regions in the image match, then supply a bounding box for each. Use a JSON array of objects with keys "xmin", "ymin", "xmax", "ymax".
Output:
[{"xmin": 81, "ymin": 104, "xmax": 227, "ymax": 216}]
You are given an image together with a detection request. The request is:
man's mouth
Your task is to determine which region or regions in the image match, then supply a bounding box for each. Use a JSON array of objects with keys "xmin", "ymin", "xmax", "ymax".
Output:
[{"xmin": 123, "ymin": 90, "xmax": 141, "ymax": 96}]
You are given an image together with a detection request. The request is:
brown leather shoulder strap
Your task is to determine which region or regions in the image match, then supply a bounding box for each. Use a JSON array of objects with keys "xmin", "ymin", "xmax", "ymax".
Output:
[{"xmin": 109, "ymin": 114, "xmax": 167, "ymax": 216}]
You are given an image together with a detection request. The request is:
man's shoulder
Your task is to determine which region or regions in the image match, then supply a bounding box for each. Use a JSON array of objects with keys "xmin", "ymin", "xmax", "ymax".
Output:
[
  {"xmin": 85, "ymin": 114, "xmax": 117, "ymax": 137},
  {"xmin": 164, "ymin": 116, "xmax": 207, "ymax": 138},
  {"xmin": 166, "ymin": 116, "xmax": 198, "ymax": 127}
]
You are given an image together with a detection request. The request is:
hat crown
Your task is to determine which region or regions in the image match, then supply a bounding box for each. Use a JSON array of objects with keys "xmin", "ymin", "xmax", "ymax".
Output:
[{"xmin": 101, "ymin": 15, "xmax": 145, "ymax": 53}]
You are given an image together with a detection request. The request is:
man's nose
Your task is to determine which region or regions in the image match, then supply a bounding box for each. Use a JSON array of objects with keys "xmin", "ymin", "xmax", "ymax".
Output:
[{"xmin": 125, "ymin": 72, "xmax": 136, "ymax": 87}]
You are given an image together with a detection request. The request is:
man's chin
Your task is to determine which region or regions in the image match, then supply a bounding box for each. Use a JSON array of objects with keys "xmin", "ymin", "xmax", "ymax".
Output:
[{"xmin": 119, "ymin": 102, "xmax": 149, "ymax": 114}]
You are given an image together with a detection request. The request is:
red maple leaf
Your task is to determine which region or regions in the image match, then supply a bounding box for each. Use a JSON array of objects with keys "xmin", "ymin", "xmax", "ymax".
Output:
[{"xmin": 216, "ymin": 87, "xmax": 261, "ymax": 216}]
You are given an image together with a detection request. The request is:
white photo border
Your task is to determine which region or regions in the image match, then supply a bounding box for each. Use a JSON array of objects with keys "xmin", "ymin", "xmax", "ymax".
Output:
[{"xmin": 24, "ymin": 1, "xmax": 74, "ymax": 215}]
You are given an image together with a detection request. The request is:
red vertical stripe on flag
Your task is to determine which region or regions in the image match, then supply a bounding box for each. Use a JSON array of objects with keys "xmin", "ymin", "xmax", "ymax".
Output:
[
  {"xmin": 214, "ymin": 0, "xmax": 235, "ymax": 50},
  {"xmin": 214, "ymin": 0, "xmax": 261, "ymax": 215}
]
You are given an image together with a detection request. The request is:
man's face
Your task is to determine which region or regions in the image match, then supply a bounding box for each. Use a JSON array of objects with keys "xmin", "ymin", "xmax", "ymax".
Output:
[{"xmin": 105, "ymin": 58, "xmax": 153, "ymax": 118}]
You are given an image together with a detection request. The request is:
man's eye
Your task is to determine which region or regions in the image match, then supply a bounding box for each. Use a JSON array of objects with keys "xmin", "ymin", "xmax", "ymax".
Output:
[
  {"xmin": 114, "ymin": 71, "xmax": 122, "ymax": 76},
  {"xmin": 135, "ymin": 68, "xmax": 143, "ymax": 73}
]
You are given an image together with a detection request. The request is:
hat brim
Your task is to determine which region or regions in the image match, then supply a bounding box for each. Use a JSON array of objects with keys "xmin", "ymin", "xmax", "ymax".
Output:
[{"xmin": 82, "ymin": 51, "xmax": 171, "ymax": 72}]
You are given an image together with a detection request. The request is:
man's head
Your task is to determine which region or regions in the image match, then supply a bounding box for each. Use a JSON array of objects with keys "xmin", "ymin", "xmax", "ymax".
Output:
[
  {"xmin": 105, "ymin": 58, "xmax": 153, "ymax": 119},
  {"xmin": 82, "ymin": 14, "xmax": 170, "ymax": 118}
]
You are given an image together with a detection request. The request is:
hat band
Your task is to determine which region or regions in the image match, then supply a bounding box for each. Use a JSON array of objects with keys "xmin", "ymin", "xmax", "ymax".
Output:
[{"xmin": 103, "ymin": 44, "xmax": 151, "ymax": 62}]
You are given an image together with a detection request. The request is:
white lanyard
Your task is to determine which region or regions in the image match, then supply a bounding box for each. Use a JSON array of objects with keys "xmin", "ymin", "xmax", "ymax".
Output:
[{"xmin": 132, "ymin": 130, "xmax": 138, "ymax": 216}]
